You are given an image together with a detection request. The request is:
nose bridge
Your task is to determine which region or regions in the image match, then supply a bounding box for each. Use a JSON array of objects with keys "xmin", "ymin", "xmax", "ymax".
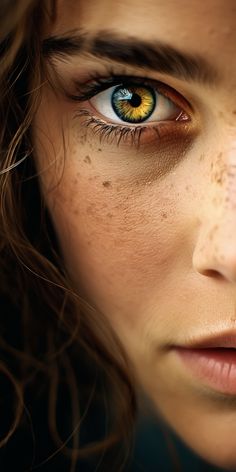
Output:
[{"xmin": 193, "ymin": 138, "xmax": 236, "ymax": 282}]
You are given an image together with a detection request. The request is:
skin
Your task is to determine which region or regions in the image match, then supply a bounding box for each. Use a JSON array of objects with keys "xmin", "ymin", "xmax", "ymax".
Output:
[{"xmin": 33, "ymin": 0, "xmax": 236, "ymax": 469}]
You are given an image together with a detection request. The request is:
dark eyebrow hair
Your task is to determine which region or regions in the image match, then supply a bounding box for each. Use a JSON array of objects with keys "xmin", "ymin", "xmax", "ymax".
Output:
[{"xmin": 42, "ymin": 29, "xmax": 219, "ymax": 86}]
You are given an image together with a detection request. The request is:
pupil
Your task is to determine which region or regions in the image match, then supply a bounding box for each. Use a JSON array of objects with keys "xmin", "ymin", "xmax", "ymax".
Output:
[{"xmin": 129, "ymin": 93, "xmax": 141, "ymax": 108}]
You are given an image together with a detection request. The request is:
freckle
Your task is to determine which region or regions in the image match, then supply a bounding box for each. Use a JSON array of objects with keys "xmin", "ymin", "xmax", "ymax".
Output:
[
  {"xmin": 185, "ymin": 185, "xmax": 189, "ymax": 191},
  {"xmin": 74, "ymin": 209, "xmax": 79, "ymax": 215},
  {"xmin": 103, "ymin": 181, "xmax": 112, "ymax": 188},
  {"xmin": 106, "ymin": 213, "xmax": 113, "ymax": 218},
  {"xmin": 87, "ymin": 240, "xmax": 91, "ymax": 246},
  {"xmin": 84, "ymin": 155, "xmax": 91, "ymax": 164},
  {"xmin": 73, "ymin": 178, "xmax": 78, "ymax": 185},
  {"xmin": 233, "ymin": 110, "xmax": 236, "ymax": 115},
  {"xmin": 98, "ymin": 148, "xmax": 102, "ymax": 152},
  {"xmin": 76, "ymin": 172, "xmax": 80, "ymax": 177},
  {"xmin": 161, "ymin": 212, "xmax": 168, "ymax": 220},
  {"xmin": 216, "ymin": 175, "xmax": 223, "ymax": 184}
]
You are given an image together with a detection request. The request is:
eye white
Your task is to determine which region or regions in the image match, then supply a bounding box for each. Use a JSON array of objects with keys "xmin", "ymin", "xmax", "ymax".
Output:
[{"xmin": 90, "ymin": 85, "xmax": 181, "ymax": 124}]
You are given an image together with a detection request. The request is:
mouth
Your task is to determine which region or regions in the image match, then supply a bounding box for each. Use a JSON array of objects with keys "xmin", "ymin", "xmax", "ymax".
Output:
[{"xmin": 174, "ymin": 332, "xmax": 236, "ymax": 395}]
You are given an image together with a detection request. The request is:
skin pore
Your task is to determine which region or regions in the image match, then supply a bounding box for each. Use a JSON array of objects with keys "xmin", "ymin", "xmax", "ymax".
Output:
[{"xmin": 34, "ymin": 0, "xmax": 236, "ymax": 469}]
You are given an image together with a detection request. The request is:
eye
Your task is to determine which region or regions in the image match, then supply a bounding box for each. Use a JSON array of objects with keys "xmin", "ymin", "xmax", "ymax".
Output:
[{"xmin": 90, "ymin": 83, "xmax": 184, "ymax": 125}]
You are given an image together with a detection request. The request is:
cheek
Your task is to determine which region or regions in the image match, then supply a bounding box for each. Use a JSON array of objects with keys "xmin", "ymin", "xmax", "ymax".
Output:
[
  {"xmin": 44, "ymin": 150, "xmax": 183, "ymax": 330},
  {"xmin": 33, "ymin": 91, "xmax": 197, "ymax": 349}
]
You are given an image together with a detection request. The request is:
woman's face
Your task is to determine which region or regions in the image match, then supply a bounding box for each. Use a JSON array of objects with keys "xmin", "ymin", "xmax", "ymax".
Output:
[{"xmin": 34, "ymin": 0, "xmax": 236, "ymax": 468}]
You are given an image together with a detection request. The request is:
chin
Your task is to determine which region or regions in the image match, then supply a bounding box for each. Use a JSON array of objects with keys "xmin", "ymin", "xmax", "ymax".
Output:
[{"xmin": 188, "ymin": 441, "xmax": 236, "ymax": 471}]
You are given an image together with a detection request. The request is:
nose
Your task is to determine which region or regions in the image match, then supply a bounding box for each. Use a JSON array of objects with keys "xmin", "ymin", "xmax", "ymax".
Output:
[{"xmin": 193, "ymin": 142, "xmax": 236, "ymax": 283}]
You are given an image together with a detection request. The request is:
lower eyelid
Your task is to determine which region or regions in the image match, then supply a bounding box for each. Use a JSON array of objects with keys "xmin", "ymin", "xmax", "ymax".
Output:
[
  {"xmin": 74, "ymin": 108, "xmax": 196, "ymax": 180},
  {"xmin": 74, "ymin": 107, "xmax": 194, "ymax": 148}
]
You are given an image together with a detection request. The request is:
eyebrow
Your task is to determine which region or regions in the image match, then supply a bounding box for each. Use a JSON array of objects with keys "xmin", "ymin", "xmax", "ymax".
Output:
[{"xmin": 42, "ymin": 29, "xmax": 219, "ymax": 86}]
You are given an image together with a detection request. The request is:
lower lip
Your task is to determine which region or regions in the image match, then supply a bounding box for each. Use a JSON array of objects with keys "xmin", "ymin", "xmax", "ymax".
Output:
[{"xmin": 175, "ymin": 347, "xmax": 236, "ymax": 395}]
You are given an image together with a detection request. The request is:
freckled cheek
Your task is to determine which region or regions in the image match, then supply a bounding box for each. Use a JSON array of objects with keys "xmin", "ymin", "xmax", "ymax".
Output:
[{"xmin": 46, "ymin": 168, "xmax": 179, "ymax": 320}]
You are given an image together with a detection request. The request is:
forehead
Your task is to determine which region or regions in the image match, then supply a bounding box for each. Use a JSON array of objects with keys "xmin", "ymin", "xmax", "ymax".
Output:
[{"xmin": 53, "ymin": 0, "xmax": 235, "ymax": 44}]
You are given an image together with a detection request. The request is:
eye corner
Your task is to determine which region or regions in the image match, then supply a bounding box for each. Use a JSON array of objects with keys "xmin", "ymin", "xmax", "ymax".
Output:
[{"xmin": 176, "ymin": 111, "xmax": 191, "ymax": 122}]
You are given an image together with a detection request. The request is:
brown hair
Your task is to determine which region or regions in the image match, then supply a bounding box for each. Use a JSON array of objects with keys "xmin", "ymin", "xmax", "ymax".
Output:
[{"xmin": 0, "ymin": 1, "xmax": 137, "ymax": 470}]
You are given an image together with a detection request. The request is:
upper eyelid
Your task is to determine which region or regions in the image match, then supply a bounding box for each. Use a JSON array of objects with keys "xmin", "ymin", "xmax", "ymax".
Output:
[
  {"xmin": 70, "ymin": 74, "xmax": 193, "ymax": 112},
  {"xmin": 71, "ymin": 75, "xmax": 157, "ymax": 100}
]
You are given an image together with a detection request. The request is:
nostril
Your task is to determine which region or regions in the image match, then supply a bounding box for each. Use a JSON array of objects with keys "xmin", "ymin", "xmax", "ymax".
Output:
[{"xmin": 200, "ymin": 269, "xmax": 225, "ymax": 280}]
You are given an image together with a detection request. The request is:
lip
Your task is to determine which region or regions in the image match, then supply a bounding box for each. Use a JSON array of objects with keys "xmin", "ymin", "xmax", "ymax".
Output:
[
  {"xmin": 181, "ymin": 331, "xmax": 236, "ymax": 349},
  {"xmin": 174, "ymin": 330, "xmax": 236, "ymax": 395}
]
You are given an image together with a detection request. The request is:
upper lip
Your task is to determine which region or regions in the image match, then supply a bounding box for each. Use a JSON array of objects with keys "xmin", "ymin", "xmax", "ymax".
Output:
[{"xmin": 179, "ymin": 331, "xmax": 236, "ymax": 349}]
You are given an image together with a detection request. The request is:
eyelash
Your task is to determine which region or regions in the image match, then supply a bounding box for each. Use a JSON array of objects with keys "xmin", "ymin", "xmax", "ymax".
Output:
[{"xmin": 69, "ymin": 72, "xmax": 191, "ymax": 147}]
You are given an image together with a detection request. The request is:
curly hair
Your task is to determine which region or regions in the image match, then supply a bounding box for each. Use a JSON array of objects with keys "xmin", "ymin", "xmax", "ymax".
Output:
[{"xmin": 0, "ymin": 1, "xmax": 137, "ymax": 470}]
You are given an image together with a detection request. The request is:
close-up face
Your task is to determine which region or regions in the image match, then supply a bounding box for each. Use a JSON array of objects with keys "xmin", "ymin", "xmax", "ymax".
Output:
[{"xmin": 33, "ymin": 0, "xmax": 236, "ymax": 469}]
